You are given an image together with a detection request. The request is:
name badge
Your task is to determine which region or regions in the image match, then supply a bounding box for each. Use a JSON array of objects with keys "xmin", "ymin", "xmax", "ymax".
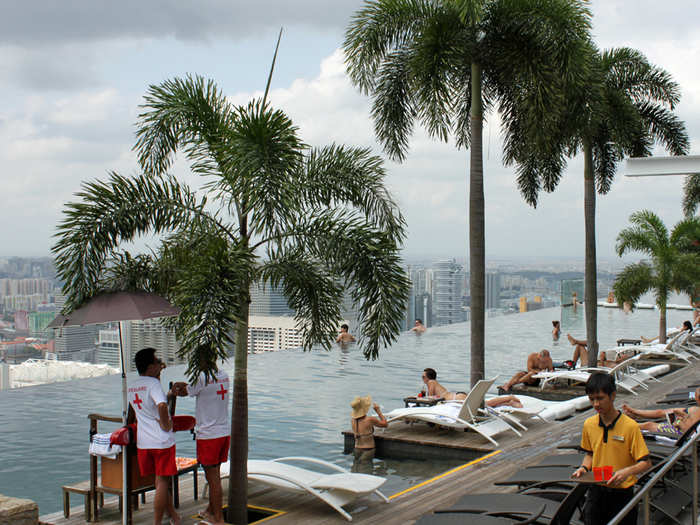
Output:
[{"xmin": 612, "ymin": 435, "xmax": 625, "ymax": 442}]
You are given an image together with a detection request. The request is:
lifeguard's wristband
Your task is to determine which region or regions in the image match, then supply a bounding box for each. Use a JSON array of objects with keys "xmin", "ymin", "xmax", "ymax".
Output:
[{"xmin": 579, "ymin": 465, "xmax": 589, "ymax": 472}]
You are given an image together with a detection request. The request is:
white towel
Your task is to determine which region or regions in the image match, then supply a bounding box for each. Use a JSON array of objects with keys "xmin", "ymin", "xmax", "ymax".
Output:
[{"xmin": 89, "ymin": 433, "xmax": 121, "ymax": 459}]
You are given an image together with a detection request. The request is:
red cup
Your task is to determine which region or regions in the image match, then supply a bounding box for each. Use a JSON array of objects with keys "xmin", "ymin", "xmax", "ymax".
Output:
[
  {"xmin": 593, "ymin": 467, "xmax": 603, "ymax": 482},
  {"xmin": 418, "ymin": 392, "xmax": 424, "ymax": 398},
  {"xmin": 603, "ymin": 465, "xmax": 613, "ymax": 481}
]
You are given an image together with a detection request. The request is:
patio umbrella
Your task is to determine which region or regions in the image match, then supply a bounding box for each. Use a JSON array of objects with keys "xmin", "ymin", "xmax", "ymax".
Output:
[{"xmin": 48, "ymin": 291, "xmax": 180, "ymax": 525}]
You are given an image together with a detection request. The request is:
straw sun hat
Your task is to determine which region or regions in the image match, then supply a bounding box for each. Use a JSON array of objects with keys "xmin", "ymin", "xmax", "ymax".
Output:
[{"xmin": 350, "ymin": 395, "xmax": 372, "ymax": 419}]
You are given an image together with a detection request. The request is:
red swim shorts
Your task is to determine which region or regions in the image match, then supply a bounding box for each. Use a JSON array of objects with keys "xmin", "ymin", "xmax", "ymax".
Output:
[
  {"xmin": 137, "ymin": 445, "xmax": 177, "ymax": 476},
  {"xmin": 197, "ymin": 436, "xmax": 230, "ymax": 467}
]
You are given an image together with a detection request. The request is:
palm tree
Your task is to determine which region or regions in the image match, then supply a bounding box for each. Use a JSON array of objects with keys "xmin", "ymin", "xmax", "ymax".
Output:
[
  {"xmin": 343, "ymin": 0, "xmax": 592, "ymax": 387},
  {"xmin": 613, "ymin": 211, "xmax": 700, "ymax": 343},
  {"xmin": 52, "ymin": 75, "xmax": 409, "ymax": 524},
  {"xmin": 517, "ymin": 47, "xmax": 689, "ymax": 367}
]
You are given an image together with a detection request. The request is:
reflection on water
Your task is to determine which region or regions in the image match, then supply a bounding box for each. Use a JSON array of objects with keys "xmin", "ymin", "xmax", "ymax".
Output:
[{"xmin": 0, "ymin": 306, "xmax": 689, "ymax": 514}]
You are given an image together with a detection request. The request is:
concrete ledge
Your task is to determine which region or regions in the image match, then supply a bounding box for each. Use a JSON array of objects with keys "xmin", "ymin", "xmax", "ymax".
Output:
[{"xmin": 0, "ymin": 494, "xmax": 38, "ymax": 525}]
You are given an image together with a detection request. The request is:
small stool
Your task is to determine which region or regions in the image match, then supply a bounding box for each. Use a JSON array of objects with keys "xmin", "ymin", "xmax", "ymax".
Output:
[{"xmin": 62, "ymin": 480, "xmax": 97, "ymax": 520}]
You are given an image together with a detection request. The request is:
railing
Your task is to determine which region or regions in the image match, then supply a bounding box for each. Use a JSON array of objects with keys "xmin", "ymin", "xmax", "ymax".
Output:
[{"xmin": 609, "ymin": 431, "xmax": 698, "ymax": 525}]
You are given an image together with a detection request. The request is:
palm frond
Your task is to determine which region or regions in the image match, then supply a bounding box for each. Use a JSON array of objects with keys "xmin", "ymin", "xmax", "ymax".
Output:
[
  {"xmin": 52, "ymin": 172, "xmax": 211, "ymax": 311},
  {"xmin": 158, "ymin": 230, "xmax": 255, "ymax": 383},
  {"xmin": 297, "ymin": 145, "xmax": 406, "ymax": 245},
  {"xmin": 259, "ymin": 254, "xmax": 343, "ymax": 352},
  {"xmin": 612, "ymin": 261, "xmax": 654, "ymax": 309},
  {"xmin": 282, "ymin": 208, "xmax": 410, "ymax": 359},
  {"xmin": 134, "ymin": 75, "xmax": 234, "ymax": 178},
  {"xmin": 683, "ymin": 174, "xmax": 700, "ymax": 217},
  {"xmin": 369, "ymin": 49, "xmax": 417, "ymax": 161},
  {"xmin": 344, "ymin": 0, "xmax": 441, "ymax": 95}
]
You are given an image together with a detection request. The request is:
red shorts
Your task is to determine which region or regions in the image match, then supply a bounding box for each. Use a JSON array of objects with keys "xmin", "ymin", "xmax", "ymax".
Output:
[
  {"xmin": 137, "ymin": 445, "xmax": 177, "ymax": 476},
  {"xmin": 197, "ymin": 436, "xmax": 230, "ymax": 467}
]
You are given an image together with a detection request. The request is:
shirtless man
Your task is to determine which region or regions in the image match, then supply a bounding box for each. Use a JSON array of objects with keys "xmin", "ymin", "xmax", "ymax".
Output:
[
  {"xmin": 622, "ymin": 388, "xmax": 700, "ymax": 436},
  {"xmin": 411, "ymin": 319, "xmax": 427, "ymax": 334},
  {"xmin": 336, "ymin": 324, "xmax": 356, "ymax": 343},
  {"xmin": 498, "ymin": 350, "xmax": 553, "ymax": 393},
  {"xmin": 422, "ymin": 368, "xmax": 523, "ymax": 408},
  {"xmin": 567, "ymin": 334, "xmax": 629, "ymax": 368}
]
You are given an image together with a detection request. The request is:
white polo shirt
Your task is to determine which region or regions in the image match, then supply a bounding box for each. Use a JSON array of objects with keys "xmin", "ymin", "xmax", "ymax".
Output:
[
  {"xmin": 188, "ymin": 371, "xmax": 230, "ymax": 440},
  {"xmin": 128, "ymin": 375, "xmax": 175, "ymax": 450}
]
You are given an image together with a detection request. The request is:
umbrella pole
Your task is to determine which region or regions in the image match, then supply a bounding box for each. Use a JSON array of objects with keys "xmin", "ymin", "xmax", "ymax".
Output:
[{"xmin": 119, "ymin": 321, "xmax": 129, "ymax": 525}]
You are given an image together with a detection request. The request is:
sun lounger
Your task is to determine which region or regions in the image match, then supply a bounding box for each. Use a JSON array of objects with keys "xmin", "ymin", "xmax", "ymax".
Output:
[
  {"xmin": 385, "ymin": 378, "xmax": 522, "ymax": 446},
  {"xmin": 532, "ymin": 355, "xmax": 663, "ymax": 395},
  {"xmin": 417, "ymin": 484, "xmax": 587, "ymax": 525},
  {"xmin": 217, "ymin": 457, "xmax": 388, "ymax": 521}
]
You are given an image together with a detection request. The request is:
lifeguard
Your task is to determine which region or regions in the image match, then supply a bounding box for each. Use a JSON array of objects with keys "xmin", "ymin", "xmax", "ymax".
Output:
[
  {"xmin": 128, "ymin": 347, "xmax": 180, "ymax": 525},
  {"xmin": 173, "ymin": 363, "xmax": 230, "ymax": 525}
]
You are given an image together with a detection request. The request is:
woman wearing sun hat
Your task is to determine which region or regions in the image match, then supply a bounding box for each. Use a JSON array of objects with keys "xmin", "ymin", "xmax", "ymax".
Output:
[{"xmin": 350, "ymin": 395, "xmax": 387, "ymax": 465}]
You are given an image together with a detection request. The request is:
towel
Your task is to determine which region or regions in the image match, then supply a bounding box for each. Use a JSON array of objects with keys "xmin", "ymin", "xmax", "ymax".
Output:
[{"xmin": 89, "ymin": 433, "xmax": 122, "ymax": 459}]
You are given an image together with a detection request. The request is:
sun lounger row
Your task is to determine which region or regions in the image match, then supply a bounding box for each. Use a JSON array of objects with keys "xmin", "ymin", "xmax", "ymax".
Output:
[{"xmin": 533, "ymin": 356, "xmax": 670, "ymax": 395}]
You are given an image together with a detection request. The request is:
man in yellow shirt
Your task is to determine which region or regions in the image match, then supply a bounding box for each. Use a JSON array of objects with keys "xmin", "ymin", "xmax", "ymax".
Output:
[{"xmin": 572, "ymin": 373, "xmax": 650, "ymax": 525}]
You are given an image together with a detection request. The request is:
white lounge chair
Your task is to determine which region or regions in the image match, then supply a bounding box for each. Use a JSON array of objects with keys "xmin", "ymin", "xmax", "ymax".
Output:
[
  {"xmin": 215, "ymin": 457, "xmax": 389, "ymax": 521},
  {"xmin": 630, "ymin": 331, "xmax": 696, "ymax": 363},
  {"xmin": 484, "ymin": 394, "xmax": 547, "ymax": 428},
  {"xmin": 533, "ymin": 355, "xmax": 652, "ymax": 395},
  {"xmin": 384, "ymin": 378, "xmax": 522, "ymax": 446}
]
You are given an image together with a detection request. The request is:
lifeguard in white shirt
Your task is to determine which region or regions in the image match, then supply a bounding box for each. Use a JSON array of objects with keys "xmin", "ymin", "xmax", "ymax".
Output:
[
  {"xmin": 173, "ymin": 368, "xmax": 230, "ymax": 525},
  {"xmin": 128, "ymin": 347, "xmax": 180, "ymax": 525}
]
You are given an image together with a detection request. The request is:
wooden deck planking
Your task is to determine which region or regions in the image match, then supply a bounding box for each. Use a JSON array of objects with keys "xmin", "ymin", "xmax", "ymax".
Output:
[{"xmin": 40, "ymin": 360, "xmax": 699, "ymax": 525}]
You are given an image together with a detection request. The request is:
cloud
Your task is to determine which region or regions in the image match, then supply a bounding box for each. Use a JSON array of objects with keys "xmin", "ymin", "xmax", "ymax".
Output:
[{"xmin": 0, "ymin": 1, "xmax": 363, "ymax": 47}]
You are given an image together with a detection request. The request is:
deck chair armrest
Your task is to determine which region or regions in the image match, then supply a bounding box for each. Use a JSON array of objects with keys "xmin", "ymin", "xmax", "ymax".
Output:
[
  {"xmin": 451, "ymin": 505, "xmax": 545, "ymax": 524},
  {"xmin": 272, "ymin": 457, "xmax": 348, "ymax": 474}
]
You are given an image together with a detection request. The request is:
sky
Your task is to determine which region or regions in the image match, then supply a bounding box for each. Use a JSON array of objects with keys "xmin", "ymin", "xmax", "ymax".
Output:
[{"xmin": 1, "ymin": 1, "xmax": 699, "ymax": 261}]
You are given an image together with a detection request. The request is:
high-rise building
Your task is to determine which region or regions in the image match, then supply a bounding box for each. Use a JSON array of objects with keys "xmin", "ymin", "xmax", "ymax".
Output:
[
  {"xmin": 54, "ymin": 294, "xmax": 99, "ymax": 361},
  {"xmin": 486, "ymin": 272, "xmax": 502, "ymax": 309},
  {"xmin": 96, "ymin": 329, "xmax": 122, "ymax": 369},
  {"xmin": 123, "ymin": 318, "xmax": 183, "ymax": 371},
  {"xmin": 432, "ymin": 260, "xmax": 467, "ymax": 326},
  {"xmin": 249, "ymin": 281, "xmax": 295, "ymax": 317},
  {"xmin": 29, "ymin": 311, "xmax": 56, "ymax": 338},
  {"xmin": 247, "ymin": 315, "xmax": 304, "ymax": 352}
]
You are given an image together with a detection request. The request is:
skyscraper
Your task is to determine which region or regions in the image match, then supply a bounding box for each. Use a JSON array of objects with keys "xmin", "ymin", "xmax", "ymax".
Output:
[
  {"xmin": 249, "ymin": 281, "xmax": 295, "ymax": 317},
  {"xmin": 54, "ymin": 294, "xmax": 99, "ymax": 361},
  {"xmin": 485, "ymin": 272, "xmax": 502, "ymax": 309},
  {"xmin": 432, "ymin": 259, "xmax": 467, "ymax": 326}
]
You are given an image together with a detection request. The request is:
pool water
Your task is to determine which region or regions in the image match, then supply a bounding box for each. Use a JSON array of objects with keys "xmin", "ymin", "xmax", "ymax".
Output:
[{"xmin": 0, "ymin": 305, "xmax": 689, "ymax": 514}]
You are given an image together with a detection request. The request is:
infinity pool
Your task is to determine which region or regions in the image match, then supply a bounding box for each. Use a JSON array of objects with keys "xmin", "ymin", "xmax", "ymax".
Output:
[{"xmin": 0, "ymin": 305, "xmax": 689, "ymax": 514}]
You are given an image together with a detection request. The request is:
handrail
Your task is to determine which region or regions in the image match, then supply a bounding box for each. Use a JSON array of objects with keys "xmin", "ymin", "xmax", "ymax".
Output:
[
  {"xmin": 609, "ymin": 431, "xmax": 698, "ymax": 525},
  {"xmin": 88, "ymin": 413, "xmax": 122, "ymax": 423}
]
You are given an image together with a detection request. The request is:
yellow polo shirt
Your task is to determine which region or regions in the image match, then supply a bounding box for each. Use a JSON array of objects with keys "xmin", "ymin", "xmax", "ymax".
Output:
[{"xmin": 580, "ymin": 411, "xmax": 649, "ymax": 488}]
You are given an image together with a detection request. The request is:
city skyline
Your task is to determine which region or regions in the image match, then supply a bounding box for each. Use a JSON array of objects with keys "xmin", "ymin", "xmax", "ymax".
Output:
[{"xmin": 1, "ymin": 1, "xmax": 699, "ymax": 260}]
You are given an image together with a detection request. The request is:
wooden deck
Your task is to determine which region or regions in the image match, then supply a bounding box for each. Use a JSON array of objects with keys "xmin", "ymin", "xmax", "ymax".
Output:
[{"xmin": 40, "ymin": 359, "xmax": 699, "ymax": 525}]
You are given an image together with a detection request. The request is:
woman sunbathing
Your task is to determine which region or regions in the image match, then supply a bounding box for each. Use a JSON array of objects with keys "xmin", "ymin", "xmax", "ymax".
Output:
[
  {"xmin": 640, "ymin": 320, "xmax": 693, "ymax": 343},
  {"xmin": 622, "ymin": 389, "xmax": 700, "ymax": 436},
  {"xmin": 422, "ymin": 368, "xmax": 523, "ymax": 408}
]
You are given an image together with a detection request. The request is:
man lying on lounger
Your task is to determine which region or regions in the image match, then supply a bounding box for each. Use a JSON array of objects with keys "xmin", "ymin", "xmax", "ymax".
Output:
[
  {"xmin": 498, "ymin": 350, "xmax": 553, "ymax": 393},
  {"xmin": 622, "ymin": 388, "xmax": 700, "ymax": 437},
  {"xmin": 422, "ymin": 368, "xmax": 523, "ymax": 408}
]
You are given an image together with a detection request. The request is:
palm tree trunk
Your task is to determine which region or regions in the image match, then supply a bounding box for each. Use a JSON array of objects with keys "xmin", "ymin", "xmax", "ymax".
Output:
[
  {"xmin": 469, "ymin": 61, "xmax": 485, "ymax": 388},
  {"xmin": 659, "ymin": 300, "xmax": 667, "ymax": 344},
  {"xmin": 228, "ymin": 295, "xmax": 250, "ymax": 525},
  {"xmin": 583, "ymin": 141, "xmax": 599, "ymax": 367}
]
